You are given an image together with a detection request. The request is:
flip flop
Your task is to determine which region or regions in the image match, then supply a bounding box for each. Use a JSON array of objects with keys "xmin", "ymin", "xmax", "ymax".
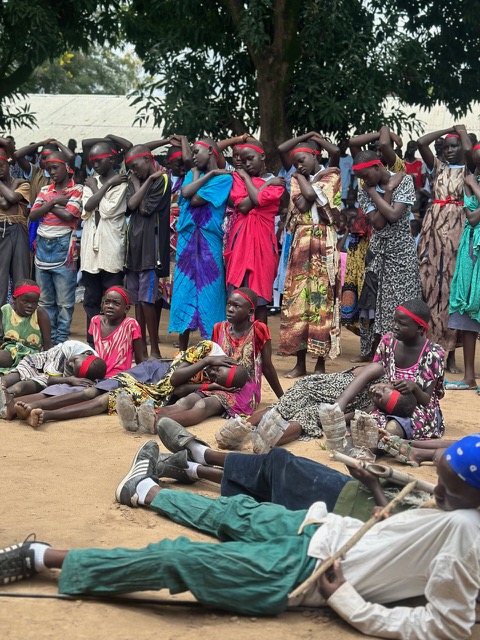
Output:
[{"xmin": 444, "ymin": 381, "xmax": 476, "ymax": 390}]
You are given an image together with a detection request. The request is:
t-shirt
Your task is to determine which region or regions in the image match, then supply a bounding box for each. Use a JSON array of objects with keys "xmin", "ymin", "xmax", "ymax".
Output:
[
  {"xmin": 339, "ymin": 154, "xmax": 354, "ymax": 199},
  {"xmin": 31, "ymin": 179, "xmax": 83, "ymax": 237},
  {"xmin": 0, "ymin": 181, "xmax": 30, "ymax": 230},
  {"xmin": 405, "ymin": 159, "xmax": 424, "ymax": 189},
  {"xmin": 88, "ymin": 316, "xmax": 142, "ymax": 377}
]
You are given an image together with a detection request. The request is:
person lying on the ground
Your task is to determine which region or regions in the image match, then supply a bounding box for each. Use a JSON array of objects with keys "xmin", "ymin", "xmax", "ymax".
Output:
[
  {"xmin": 0, "ymin": 341, "xmax": 106, "ymax": 419},
  {"xmin": 3, "ymin": 434, "xmax": 480, "ymax": 640},
  {"xmin": 6, "ymin": 341, "xmax": 247, "ymax": 429}
]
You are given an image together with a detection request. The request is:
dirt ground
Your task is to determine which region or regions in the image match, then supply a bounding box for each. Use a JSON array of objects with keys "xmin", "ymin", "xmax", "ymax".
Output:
[{"xmin": 1, "ymin": 306, "xmax": 480, "ymax": 639}]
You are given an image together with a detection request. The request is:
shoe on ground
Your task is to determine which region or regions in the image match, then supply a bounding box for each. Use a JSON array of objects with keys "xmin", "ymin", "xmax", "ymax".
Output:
[
  {"xmin": 156, "ymin": 417, "xmax": 209, "ymax": 454},
  {"xmin": 156, "ymin": 449, "xmax": 196, "ymax": 483},
  {"xmin": 115, "ymin": 440, "xmax": 159, "ymax": 507},
  {"xmin": 0, "ymin": 534, "xmax": 49, "ymax": 585}
]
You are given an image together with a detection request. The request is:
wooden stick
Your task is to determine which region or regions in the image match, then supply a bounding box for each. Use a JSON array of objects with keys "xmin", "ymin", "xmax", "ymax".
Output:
[
  {"xmin": 288, "ymin": 480, "xmax": 418, "ymax": 602},
  {"xmin": 331, "ymin": 451, "xmax": 435, "ymax": 494}
]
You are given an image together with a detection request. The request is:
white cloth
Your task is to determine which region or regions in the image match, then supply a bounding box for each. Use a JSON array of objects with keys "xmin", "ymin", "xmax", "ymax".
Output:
[
  {"xmin": 296, "ymin": 505, "xmax": 480, "ymax": 639},
  {"xmin": 81, "ymin": 176, "xmax": 127, "ymax": 274}
]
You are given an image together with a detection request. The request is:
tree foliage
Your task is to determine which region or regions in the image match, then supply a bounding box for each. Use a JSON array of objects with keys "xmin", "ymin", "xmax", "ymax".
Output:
[
  {"xmin": 22, "ymin": 48, "xmax": 142, "ymax": 95},
  {"xmin": 125, "ymin": 0, "xmax": 480, "ymax": 161},
  {"xmin": 0, "ymin": 0, "xmax": 121, "ymax": 128}
]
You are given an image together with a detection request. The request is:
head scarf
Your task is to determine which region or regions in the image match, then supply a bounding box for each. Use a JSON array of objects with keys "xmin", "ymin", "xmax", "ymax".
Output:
[{"xmin": 444, "ymin": 434, "xmax": 480, "ymax": 490}]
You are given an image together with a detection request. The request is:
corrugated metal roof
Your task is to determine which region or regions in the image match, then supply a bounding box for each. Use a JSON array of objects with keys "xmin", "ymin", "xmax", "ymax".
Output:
[{"xmin": 4, "ymin": 93, "xmax": 480, "ymax": 148}]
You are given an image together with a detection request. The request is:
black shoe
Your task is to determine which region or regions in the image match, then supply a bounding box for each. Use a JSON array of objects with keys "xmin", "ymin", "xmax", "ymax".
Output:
[
  {"xmin": 157, "ymin": 417, "xmax": 209, "ymax": 454},
  {"xmin": 115, "ymin": 440, "xmax": 159, "ymax": 507},
  {"xmin": 156, "ymin": 450, "xmax": 197, "ymax": 483},
  {"xmin": 0, "ymin": 534, "xmax": 49, "ymax": 585}
]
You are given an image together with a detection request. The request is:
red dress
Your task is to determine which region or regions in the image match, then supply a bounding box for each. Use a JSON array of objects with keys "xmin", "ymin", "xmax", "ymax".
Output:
[{"xmin": 223, "ymin": 172, "xmax": 284, "ymax": 301}]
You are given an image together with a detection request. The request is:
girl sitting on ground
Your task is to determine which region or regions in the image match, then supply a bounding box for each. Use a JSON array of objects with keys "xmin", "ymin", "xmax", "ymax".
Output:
[{"xmin": 0, "ymin": 280, "xmax": 52, "ymax": 372}]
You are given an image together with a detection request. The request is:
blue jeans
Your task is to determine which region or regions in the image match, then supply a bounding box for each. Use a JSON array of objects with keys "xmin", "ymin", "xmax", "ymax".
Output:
[
  {"xmin": 221, "ymin": 448, "xmax": 351, "ymax": 512},
  {"xmin": 35, "ymin": 235, "xmax": 77, "ymax": 344}
]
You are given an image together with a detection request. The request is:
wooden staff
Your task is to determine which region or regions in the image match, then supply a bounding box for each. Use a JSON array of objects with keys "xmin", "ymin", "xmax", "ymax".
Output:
[
  {"xmin": 288, "ymin": 480, "xmax": 418, "ymax": 603},
  {"xmin": 331, "ymin": 451, "xmax": 435, "ymax": 493}
]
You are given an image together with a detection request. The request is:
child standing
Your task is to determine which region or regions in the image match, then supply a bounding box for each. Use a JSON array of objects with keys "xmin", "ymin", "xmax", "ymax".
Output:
[
  {"xmin": 81, "ymin": 143, "xmax": 128, "ymax": 342},
  {"xmin": 353, "ymin": 151, "xmax": 421, "ymax": 351},
  {"xmin": 223, "ymin": 140, "xmax": 285, "ymax": 324},
  {"xmin": 124, "ymin": 145, "xmax": 171, "ymax": 358},
  {"xmin": 88, "ymin": 287, "xmax": 143, "ymax": 378},
  {"xmin": 448, "ymin": 143, "xmax": 480, "ymax": 390},
  {"xmin": 30, "ymin": 151, "xmax": 83, "ymax": 344},
  {"xmin": 277, "ymin": 134, "xmax": 342, "ymax": 378},
  {"xmin": 169, "ymin": 138, "xmax": 232, "ymax": 351},
  {"xmin": 0, "ymin": 280, "xmax": 52, "ymax": 371}
]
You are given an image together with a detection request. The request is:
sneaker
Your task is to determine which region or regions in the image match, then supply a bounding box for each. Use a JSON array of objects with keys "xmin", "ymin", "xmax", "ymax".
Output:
[
  {"xmin": 155, "ymin": 449, "xmax": 196, "ymax": 483},
  {"xmin": 157, "ymin": 417, "xmax": 209, "ymax": 454},
  {"xmin": 0, "ymin": 534, "xmax": 49, "ymax": 585},
  {"xmin": 115, "ymin": 440, "xmax": 159, "ymax": 507}
]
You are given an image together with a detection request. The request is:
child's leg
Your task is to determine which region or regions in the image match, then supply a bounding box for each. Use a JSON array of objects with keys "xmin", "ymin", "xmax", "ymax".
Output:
[
  {"xmin": 178, "ymin": 329, "xmax": 190, "ymax": 352},
  {"xmin": 156, "ymin": 393, "xmax": 200, "ymax": 417},
  {"xmin": 6, "ymin": 380, "xmax": 42, "ymax": 397},
  {"xmin": 1, "ymin": 372, "xmax": 21, "ymax": 387},
  {"xmin": 0, "ymin": 349, "xmax": 13, "ymax": 369},
  {"xmin": 141, "ymin": 302, "xmax": 161, "ymax": 357},
  {"xmin": 156, "ymin": 396, "xmax": 223, "ymax": 428},
  {"xmin": 14, "ymin": 388, "xmax": 100, "ymax": 419},
  {"xmin": 460, "ymin": 330, "xmax": 477, "ymax": 387},
  {"xmin": 23, "ymin": 394, "xmax": 109, "ymax": 429}
]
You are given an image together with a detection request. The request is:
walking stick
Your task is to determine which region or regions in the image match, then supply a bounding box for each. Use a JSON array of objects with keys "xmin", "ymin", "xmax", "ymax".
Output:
[
  {"xmin": 288, "ymin": 480, "xmax": 418, "ymax": 603},
  {"xmin": 331, "ymin": 451, "xmax": 435, "ymax": 493}
]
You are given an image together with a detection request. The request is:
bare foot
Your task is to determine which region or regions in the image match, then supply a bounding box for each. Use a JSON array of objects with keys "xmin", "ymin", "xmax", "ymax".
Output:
[
  {"xmin": 137, "ymin": 401, "xmax": 156, "ymax": 435},
  {"xmin": 350, "ymin": 354, "xmax": 372, "ymax": 363},
  {"xmin": 314, "ymin": 357, "xmax": 326, "ymax": 374},
  {"xmin": 446, "ymin": 352, "xmax": 462, "ymax": 374},
  {"xmin": 26, "ymin": 408, "xmax": 45, "ymax": 429},
  {"xmin": 0, "ymin": 388, "xmax": 16, "ymax": 420},
  {"xmin": 284, "ymin": 365, "xmax": 307, "ymax": 379},
  {"xmin": 14, "ymin": 401, "xmax": 32, "ymax": 420}
]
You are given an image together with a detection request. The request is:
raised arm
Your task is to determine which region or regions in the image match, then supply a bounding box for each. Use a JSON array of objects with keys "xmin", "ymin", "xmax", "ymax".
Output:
[
  {"xmin": 378, "ymin": 126, "xmax": 399, "ymax": 169},
  {"xmin": 348, "ymin": 131, "xmax": 379, "ymax": 159},
  {"xmin": 417, "ymin": 127, "xmax": 454, "ymax": 171},
  {"xmin": 278, "ymin": 132, "xmax": 317, "ymax": 170},
  {"xmin": 311, "ymin": 133, "xmax": 340, "ymax": 168}
]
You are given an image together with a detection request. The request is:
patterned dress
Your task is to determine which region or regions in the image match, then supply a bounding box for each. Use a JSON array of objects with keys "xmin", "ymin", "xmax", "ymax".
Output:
[
  {"xmin": 341, "ymin": 208, "xmax": 371, "ymax": 330},
  {"xmin": 0, "ymin": 304, "xmax": 43, "ymax": 372},
  {"xmin": 204, "ymin": 320, "xmax": 271, "ymax": 416},
  {"xmin": 372, "ymin": 332, "xmax": 445, "ymax": 439},
  {"xmin": 418, "ymin": 158, "xmax": 466, "ymax": 350},
  {"xmin": 169, "ymin": 170, "xmax": 232, "ymax": 338},
  {"xmin": 279, "ymin": 168, "xmax": 342, "ymax": 359},
  {"xmin": 358, "ymin": 174, "xmax": 421, "ymax": 336}
]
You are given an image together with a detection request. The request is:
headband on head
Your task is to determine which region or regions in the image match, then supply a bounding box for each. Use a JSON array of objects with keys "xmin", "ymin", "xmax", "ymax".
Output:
[
  {"xmin": 168, "ymin": 150, "xmax": 183, "ymax": 161},
  {"xmin": 89, "ymin": 153, "xmax": 114, "ymax": 162},
  {"xmin": 45, "ymin": 157, "xmax": 67, "ymax": 165},
  {"xmin": 13, "ymin": 284, "xmax": 41, "ymax": 298},
  {"xmin": 238, "ymin": 143, "xmax": 264, "ymax": 154},
  {"xmin": 41, "ymin": 149, "xmax": 54, "ymax": 156},
  {"xmin": 385, "ymin": 389, "xmax": 401, "ymax": 415},
  {"xmin": 473, "ymin": 144, "xmax": 480, "ymax": 152},
  {"xmin": 352, "ymin": 159, "xmax": 382, "ymax": 171},
  {"xmin": 396, "ymin": 305, "xmax": 428, "ymax": 334},
  {"xmin": 0, "ymin": 148, "xmax": 8, "ymax": 160},
  {"xmin": 445, "ymin": 134, "xmax": 461, "ymax": 139},
  {"xmin": 125, "ymin": 152, "xmax": 154, "ymax": 164},
  {"xmin": 444, "ymin": 434, "xmax": 480, "ymax": 490},
  {"xmin": 104, "ymin": 286, "xmax": 130, "ymax": 306},
  {"xmin": 233, "ymin": 289, "xmax": 255, "ymax": 310},
  {"xmin": 193, "ymin": 141, "xmax": 219, "ymax": 159},
  {"xmin": 289, "ymin": 147, "xmax": 317, "ymax": 157},
  {"xmin": 78, "ymin": 355, "xmax": 97, "ymax": 379},
  {"xmin": 225, "ymin": 365, "xmax": 238, "ymax": 388}
]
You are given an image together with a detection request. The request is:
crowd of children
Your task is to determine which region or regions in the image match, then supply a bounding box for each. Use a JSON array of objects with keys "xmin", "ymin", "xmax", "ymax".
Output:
[{"xmin": 2, "ymin": 126, "xmax": 480, "ymax": 639}]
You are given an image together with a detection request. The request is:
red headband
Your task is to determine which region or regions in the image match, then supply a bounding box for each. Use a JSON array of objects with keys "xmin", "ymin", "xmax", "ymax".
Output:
[
  {"xmin": 105, "ymin": 286, "xmax": 130, "ymax": 305},
  {"xmin": 238, "ymin": 143, "xmax": 264, "ymax": 154},
  {"xmin": 169, "ymin": 150, "xmax": 183, "ymax": 160},
  {"xmin": 396, "ymin": 305, "xmax": 428, "ymax": 334},
  {"xmin": 45, "ymin": 158, "xmax": 67, "ymax": 165},
  {"xmin": 473, "ymin": 144, "xmax": 480, "ymax": 152},
  {"xmin": 385, "ymin": 390, "xmax": 401, "ymax": 415},
  {"xmin": 125, "ymin": 152, "xmax": 154, "ymax": 164},
  {"xmin": 78, "ymin": 355, "xmax": 97, "ymax": 379},
  {"xmin": 225, "ymin": 365, "xmax": 238, "ymax": 388},
  {"xmin": 289, "ymin": 147, "xmax": 316, "ymax": 157},
  {"xmin": 13, "ymin": 284, "xmax": 41, "ymax": 297},
  {"xmin": 445, "ymin": 134, "xmax": 461, "ymax": 139},
  {"xmin": 41, "ymin": 149, "xmax": 53, "ymax": 156},
  {"xmin": 352, "ymin": 159, "xmax": 382, "ymax": 171},
  {"xmin": 233, "ymin": 289, "xmax": 255, "ymax": 309},
  {"xmin": 89, "ymin": 153, "xmax": 114, "ymax": 161},
  {"xmin": 193, "ymin": 141, "xmax": 219, "ymax": 159}
]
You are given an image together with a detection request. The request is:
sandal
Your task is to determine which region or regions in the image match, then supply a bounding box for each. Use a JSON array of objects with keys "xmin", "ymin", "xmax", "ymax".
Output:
[{"xmin": 377, "ymin": 435, "xmax": 419, "ymax": 467}]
